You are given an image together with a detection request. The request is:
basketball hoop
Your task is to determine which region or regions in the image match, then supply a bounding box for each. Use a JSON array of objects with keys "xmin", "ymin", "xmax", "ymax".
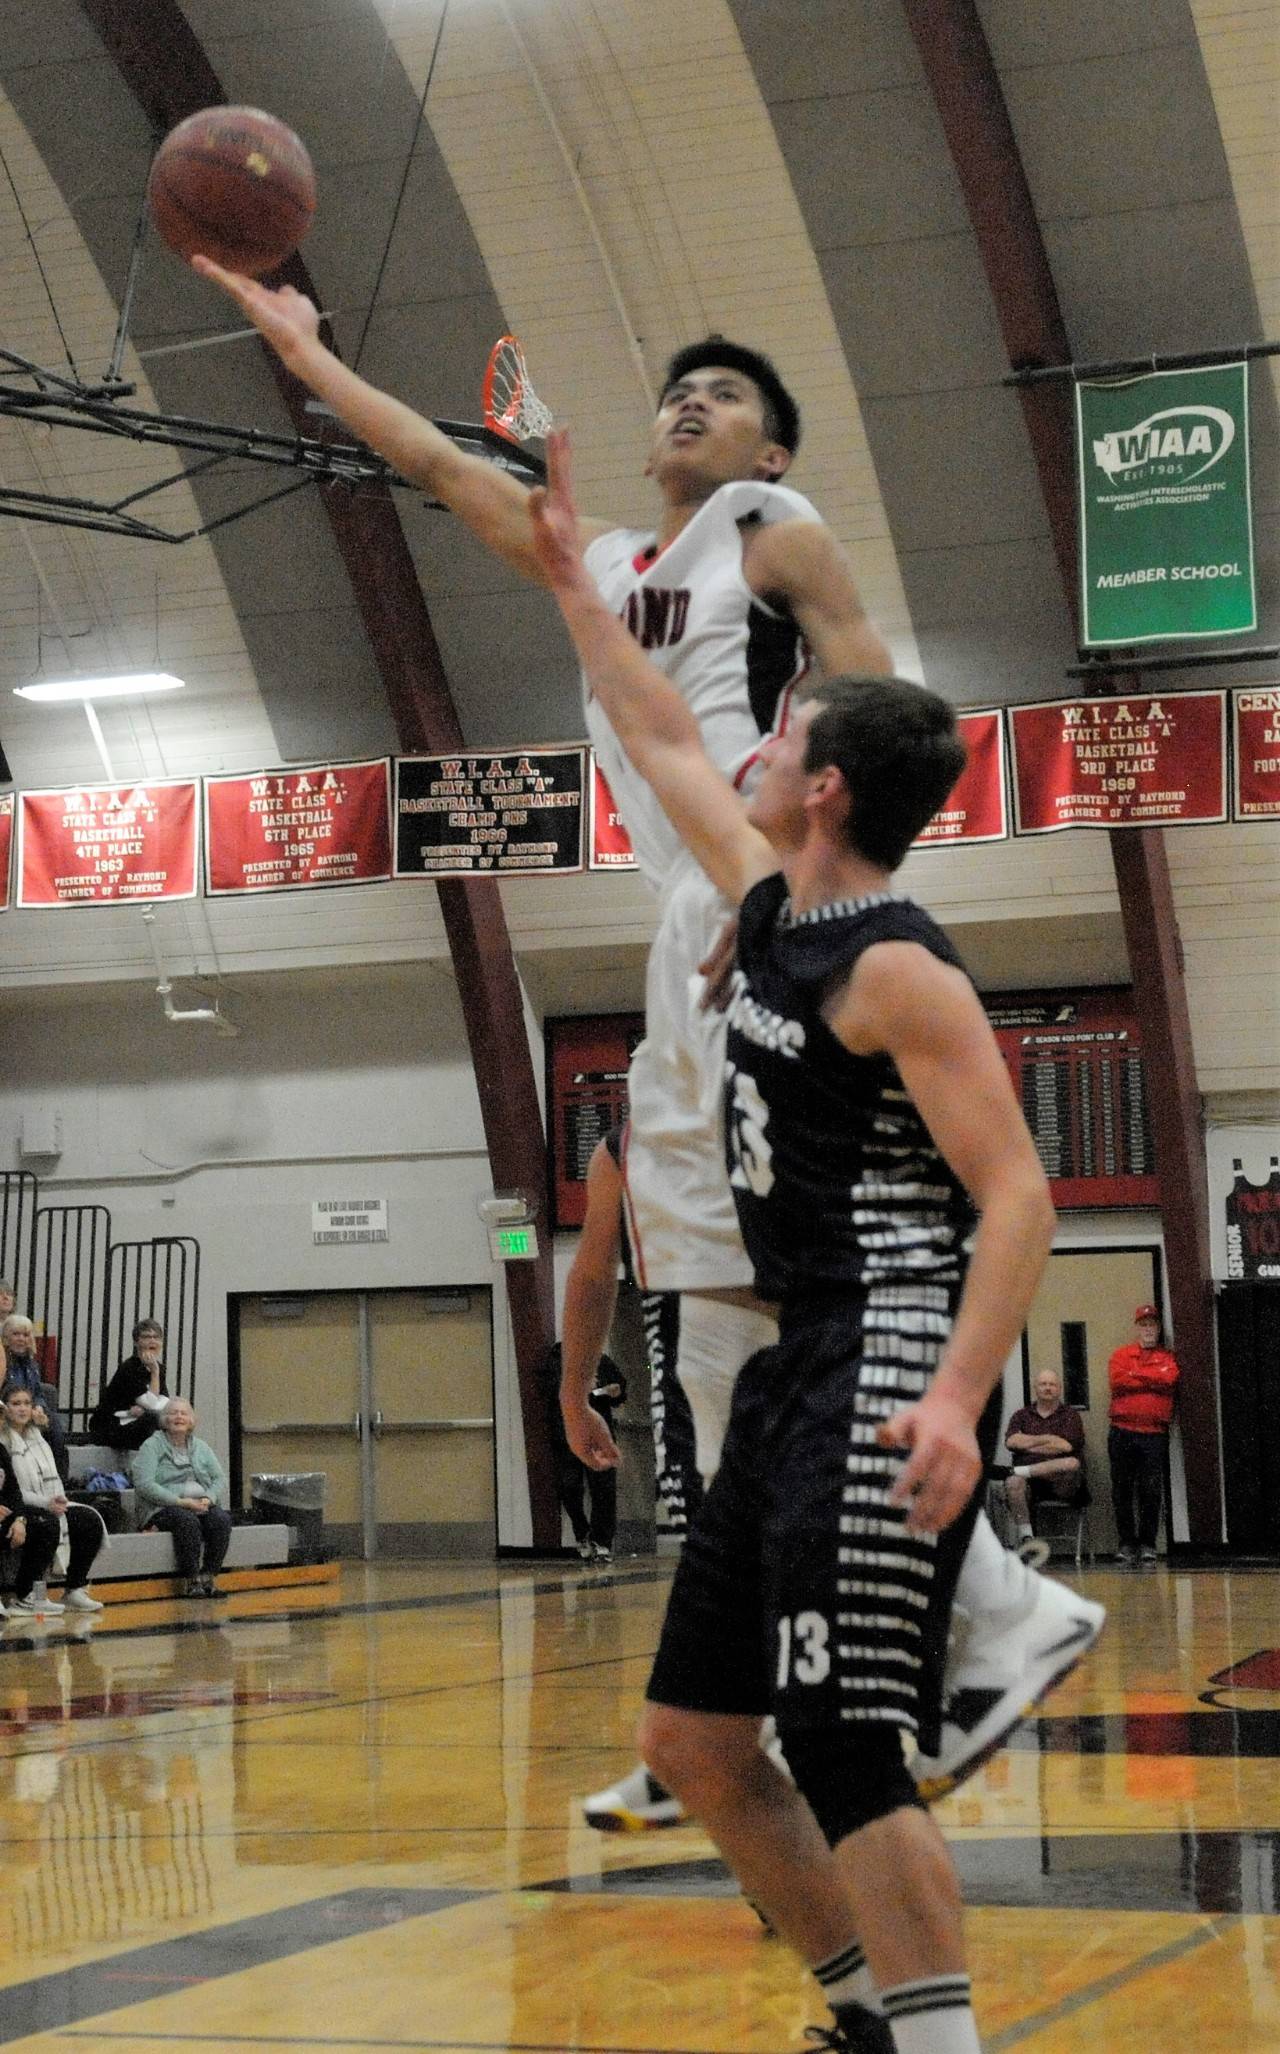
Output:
[{"xmin": 483, "ymin": 334, "xmax": 553, "ymax": 444}]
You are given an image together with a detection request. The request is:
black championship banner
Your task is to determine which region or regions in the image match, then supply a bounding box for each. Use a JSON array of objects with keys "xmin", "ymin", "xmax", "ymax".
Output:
[{"xmin": 395, "ymin": 749, "xmax": 585, "ymax": 878}]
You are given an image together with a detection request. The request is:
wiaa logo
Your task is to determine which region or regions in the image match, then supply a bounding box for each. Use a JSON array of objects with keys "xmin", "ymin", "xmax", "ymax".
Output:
[{"xmin": 1092, "ymin": 404, "xmax": 1234, "ymax": 485}]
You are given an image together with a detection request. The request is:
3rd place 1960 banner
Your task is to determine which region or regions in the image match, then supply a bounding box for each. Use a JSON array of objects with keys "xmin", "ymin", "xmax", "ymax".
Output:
[{"xmin": 1076, "ymin": 362, "xmax": 1255, "ymax": 646}]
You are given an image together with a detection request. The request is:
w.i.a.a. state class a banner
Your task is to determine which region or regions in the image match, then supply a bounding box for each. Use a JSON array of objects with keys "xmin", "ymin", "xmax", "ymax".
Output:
[{"xmin": 1076, "ymin": 362, "xmax": 1255, "ymax": 647}]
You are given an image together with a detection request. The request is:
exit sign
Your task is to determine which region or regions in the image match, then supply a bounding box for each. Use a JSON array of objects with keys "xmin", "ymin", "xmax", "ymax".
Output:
[{"xmin": 488, "ymin": 1223, "xmax": 539, "ymax": 1261}]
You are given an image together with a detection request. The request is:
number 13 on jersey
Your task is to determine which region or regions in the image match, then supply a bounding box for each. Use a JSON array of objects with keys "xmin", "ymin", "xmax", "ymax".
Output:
[{"xmin": 777, "ymin": 1610, "xmax": 831, "ymax": 1686}]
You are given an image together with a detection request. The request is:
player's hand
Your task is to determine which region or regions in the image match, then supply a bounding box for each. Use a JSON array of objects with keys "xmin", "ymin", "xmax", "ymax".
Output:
[
  {"xmin": 563, "ymin": 1401, "xmax": 621, "ymax": 1472},
  {"xmin": 190, "ymin": 257, "xmax": 322, "ymax": 361},
  {"xmin": 698, "ymin": 915, "xmax": 740, "ymax": 1013},
  {"xmin": 528, "ymin": 429, "xmax": 592, "ymax": 593},
  {"xmin": 878, "ymin": 1394, "xmax": 980, "ymax": 1534}
]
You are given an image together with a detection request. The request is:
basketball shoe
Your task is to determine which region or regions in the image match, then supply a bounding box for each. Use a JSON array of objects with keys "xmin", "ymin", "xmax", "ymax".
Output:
[{"xmin": 913, "ymin": 1565, "xmax": 1105, "ymax": 1802}]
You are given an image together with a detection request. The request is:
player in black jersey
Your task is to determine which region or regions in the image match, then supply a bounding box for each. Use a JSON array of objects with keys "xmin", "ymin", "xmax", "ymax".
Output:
[{"xmin": 529, "ymin": 432, "xmax": 1100, "ymax": 2054}]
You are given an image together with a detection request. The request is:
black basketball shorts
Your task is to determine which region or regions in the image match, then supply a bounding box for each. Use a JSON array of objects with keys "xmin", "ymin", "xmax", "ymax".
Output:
[{"xmin": 646, "ymin": 1289, "xmax": 991, "ymax": 1751}]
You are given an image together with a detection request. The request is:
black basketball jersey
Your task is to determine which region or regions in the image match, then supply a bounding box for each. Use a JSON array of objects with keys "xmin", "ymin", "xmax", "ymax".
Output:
[{"xmin": 724, "ymin": 874, "xmax": 977, "ymax": 1305}]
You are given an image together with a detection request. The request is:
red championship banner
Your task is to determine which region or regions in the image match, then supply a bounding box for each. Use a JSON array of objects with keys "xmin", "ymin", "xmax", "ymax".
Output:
[
  {"xmin": 1232, "ymin": 686, "xmax": 1280, "ymax": 819},
  {"xmin": 204, "ymin": 759, "xmax": 391, "ymax": 895},
  {"xmin": 1010, "ymin": 690, "xmax": 1227, "ymax": 833},
  {"xmin": 915, "ymin": 710, "xmax": 1007, "ymax": 845},
  {"xmin": 17, "ymin": 780, "xmax": 198, "ymax": 907},
  {"xmin": 0, "ymin": 794, "xmax": 12, "ymax": 911},
  {"xmin": 588, "ymin": 758, "xmax": 636, "ymax": 870}
]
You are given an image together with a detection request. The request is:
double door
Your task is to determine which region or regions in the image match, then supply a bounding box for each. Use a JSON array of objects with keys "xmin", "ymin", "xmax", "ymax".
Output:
[{"xmin": 237, "ymin": 1287, "xmax": 495, "ymax": 1557}]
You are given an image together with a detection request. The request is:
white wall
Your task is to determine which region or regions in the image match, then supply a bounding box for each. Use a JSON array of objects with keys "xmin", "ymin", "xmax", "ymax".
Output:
[{"xmin": 0, "ymin": 963, "xmax": 539, "ymax": 1543}]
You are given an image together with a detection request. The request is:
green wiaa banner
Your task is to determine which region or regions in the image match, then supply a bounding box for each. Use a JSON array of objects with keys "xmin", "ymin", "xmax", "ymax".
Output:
[{"xmin": 1076, "ymin": 362, "xmax": 1255, "ymax": 647}]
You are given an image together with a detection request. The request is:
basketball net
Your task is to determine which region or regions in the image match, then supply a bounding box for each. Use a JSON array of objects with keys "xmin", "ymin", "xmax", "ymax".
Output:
[{"xmin": 483, "ymin": 335, "xmax": 552, "ymax": 444}]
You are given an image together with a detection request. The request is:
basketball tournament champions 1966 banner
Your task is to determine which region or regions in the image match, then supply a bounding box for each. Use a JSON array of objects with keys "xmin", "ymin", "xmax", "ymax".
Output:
[
  {"xmin": 205, "ymin": 759, "xmax": 391, "ymax": 894},
  {"xmin": 17, "ymin": 780, "xmax": 198, "ymax": 907},
  {"xmin": 1010, "ymin": 692, "xmax": 1227, "ymax": 834},
  {"xmin": 0, "ymin": 794, "xmax": 12, "ymax": 910},
  {"xmin": 913, "ymin": 710, "xmax": 1008, "ymax": 844},
  {"xmin": 1076, "ymin": 362, "xmax": 1255, "ymax": 646},
  {"xmin": 394, "ymin": 748, "xmax": 585, "ymax": 878},
  {"xmin": 1232, "ymin": 687, "xmax": 1280, "ymax": 820}
]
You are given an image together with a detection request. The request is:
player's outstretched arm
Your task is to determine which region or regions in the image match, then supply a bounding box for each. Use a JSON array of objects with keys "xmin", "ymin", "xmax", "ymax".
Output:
[
  {"xmin": 190, "ymin": 256, "xmax": 603, "ymax": 582},
  {"xmin": 828, "ymin": 945, "xmax": 1055, "ymax": 1533},
  {"xmin": 531, "ymin": 430, "xmax": 777, "ymax": 906},
  {"xmin": 560, "ymin": 1140, "xmax": 625, "ymax": 1471}
]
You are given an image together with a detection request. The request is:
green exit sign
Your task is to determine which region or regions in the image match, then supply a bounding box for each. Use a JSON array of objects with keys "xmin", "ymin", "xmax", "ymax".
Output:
[{"xmin": 489, "ymin": 1223, "xmax": 539, "ymax": 1261}]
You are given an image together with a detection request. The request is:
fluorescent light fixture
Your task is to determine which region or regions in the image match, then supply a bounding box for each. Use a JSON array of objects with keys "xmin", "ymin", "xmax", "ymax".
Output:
[{"xmin": 14, "ymin": 672, "xmax": 186, "ymax": 704}]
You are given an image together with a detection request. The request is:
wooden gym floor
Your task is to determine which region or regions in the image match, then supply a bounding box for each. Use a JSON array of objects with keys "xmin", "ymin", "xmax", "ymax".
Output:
[{"xmin": 0, "ymin": 1557, "xmax": 1276, "ymax": 2054}]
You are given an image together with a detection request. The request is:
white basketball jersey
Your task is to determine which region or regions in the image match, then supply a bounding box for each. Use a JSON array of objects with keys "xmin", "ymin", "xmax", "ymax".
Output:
[
  {"xmin": 585, "ymin": 480, "xmax": 820, "ymax": 1292},
  {"xmin": 582, "ymin": 479, "xmax": 820, "ymax": 891}
]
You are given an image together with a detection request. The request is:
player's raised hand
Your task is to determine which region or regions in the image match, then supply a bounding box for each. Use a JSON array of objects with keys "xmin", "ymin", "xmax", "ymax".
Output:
[
  {"xmin": 878, "ymin": 1392, "xmax": 980, "ymax": 1534},
  {"xmin": 564, "ymin": 1400, "xmax": 621, "ymax": 1473},
  {"xmin": 528, "ymin": 428, "xmax": 591, "ymax": 593},
  {"xmin": 190, "ymin": 255, "xmax": 322, "ymax": 363}
]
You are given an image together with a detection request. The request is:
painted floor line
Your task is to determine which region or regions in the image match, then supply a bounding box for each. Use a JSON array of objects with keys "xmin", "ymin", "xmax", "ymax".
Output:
[{"xmin": 983, "ymin": 1915, "xmax": 1239, "ymax": 2050}]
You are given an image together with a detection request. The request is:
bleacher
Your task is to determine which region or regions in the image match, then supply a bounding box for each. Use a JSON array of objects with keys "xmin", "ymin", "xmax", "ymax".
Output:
[{"xmin": 2, "ymin": 1171, "xmax": 324, "ymax": 1602}]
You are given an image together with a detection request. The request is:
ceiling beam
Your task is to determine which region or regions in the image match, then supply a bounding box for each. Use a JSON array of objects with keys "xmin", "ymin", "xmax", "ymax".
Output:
[
  {"xmin": 900, "ymin": 0, "xmax": 1221, "ymax": 1542},
  {"xmin": 79, "ymin": 0, "xmax": 559, "ymax": 1545}
]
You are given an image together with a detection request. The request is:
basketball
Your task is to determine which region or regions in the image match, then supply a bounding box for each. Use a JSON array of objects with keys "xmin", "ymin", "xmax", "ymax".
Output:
[{"xmin": 147, "ymin": 106, "xmax": 316, "ymax": 276}]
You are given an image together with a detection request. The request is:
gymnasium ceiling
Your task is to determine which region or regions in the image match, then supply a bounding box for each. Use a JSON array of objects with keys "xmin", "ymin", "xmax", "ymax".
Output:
[{"xmin": 0, "ymin": 0, "xmax": 1276, "ymax": 1000}]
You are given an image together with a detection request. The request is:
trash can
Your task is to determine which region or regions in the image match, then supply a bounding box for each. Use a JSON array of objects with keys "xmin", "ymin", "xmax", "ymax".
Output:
[{"xmin": 250, "ymin": 1472, "xmax": 327, "ymax": 1563}]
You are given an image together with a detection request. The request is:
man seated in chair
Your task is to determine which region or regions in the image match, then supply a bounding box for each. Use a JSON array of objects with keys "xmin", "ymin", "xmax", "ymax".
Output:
[{"xmin": 1003, "ymin": 1369, "xmax": 1086, "ymax": 1549}]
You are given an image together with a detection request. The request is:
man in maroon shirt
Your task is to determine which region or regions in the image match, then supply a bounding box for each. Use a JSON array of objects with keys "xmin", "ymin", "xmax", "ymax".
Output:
[
  {"xmin": 1108, "ymin": 1304, "xmax": 1180, "ymax": 1566},
  {"xmin": 1003, "ymin": 1369, "xmax": 1086, "ymax": 1547}
]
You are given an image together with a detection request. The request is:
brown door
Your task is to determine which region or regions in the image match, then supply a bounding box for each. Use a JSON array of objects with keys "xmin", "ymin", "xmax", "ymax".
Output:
[
  {"xmin": 238, "ymin": 1293, "xmax": 363, "ymax": 1547},
  {"xmin": 1022, "ymin": 1247, "xmax": 1161, "ymax": 1554},
  {"xmin": 369, "ymin": 1288, "xmax": 495, "ymax": 1555},
  {"xmin": 237, "ymin": 1288, "xmax": 495, "ymax": 1557}
]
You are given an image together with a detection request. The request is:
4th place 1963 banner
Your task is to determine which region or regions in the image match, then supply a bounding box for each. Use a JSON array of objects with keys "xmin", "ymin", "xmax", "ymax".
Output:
[
  {"xmin": 17, "ymin": 780, "xmax": 199, "ymax": 906},
  {"xmin": 0, "ymin": 794, "xmax": 11, "ymax": 910},
  {"xmin": 1076, "ymin": 362, "xmax": 1255, "ymax": 646}
]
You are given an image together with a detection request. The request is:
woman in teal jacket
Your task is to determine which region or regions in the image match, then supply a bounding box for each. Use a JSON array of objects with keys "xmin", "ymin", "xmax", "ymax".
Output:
[{"xmin": 132, "ymin": 1398, "xmax": 232, "ymax": 1598}]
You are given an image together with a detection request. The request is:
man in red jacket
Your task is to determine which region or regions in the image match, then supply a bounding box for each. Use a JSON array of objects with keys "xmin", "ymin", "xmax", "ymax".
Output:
[{"xmin": 1108, "ymin": 1305, "xmax": 1180, "ymax": 1565}]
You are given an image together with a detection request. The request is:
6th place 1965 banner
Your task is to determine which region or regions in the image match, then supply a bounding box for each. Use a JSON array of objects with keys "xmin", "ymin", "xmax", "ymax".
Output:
[
  {"xmin": 205, "ymin": 759, "xmax": 391, "ymax": 893},
  {"xmin": 1076, "ymin": 362, "xmax": 1255, "ymax": 646}
]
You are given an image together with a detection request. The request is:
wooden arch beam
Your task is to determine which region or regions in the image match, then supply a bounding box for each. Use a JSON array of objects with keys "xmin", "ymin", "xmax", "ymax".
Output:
[
  {"xmin": 900, "ymin": 0, "xmax": 1221, "ymax": 1541},
  {"xmin": 79, "ymin": 0, "xmax": 560, "ymax": 1545}
]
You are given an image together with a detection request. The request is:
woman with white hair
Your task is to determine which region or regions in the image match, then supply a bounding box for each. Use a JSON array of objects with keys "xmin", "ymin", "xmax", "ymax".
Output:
[
  {"xmin": 0, "ymin": 1382, "xmax": 106, "ymax": 1613},
  {"xmin": 131, "ymin": 1399, "xmax": 232, "ymax": 1599}
]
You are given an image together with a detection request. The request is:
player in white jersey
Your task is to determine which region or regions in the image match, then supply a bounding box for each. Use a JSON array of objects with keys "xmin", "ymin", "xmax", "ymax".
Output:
[{"xmin": 192, "ymin": 265, "xmax": 1098, "ymax": 1823}]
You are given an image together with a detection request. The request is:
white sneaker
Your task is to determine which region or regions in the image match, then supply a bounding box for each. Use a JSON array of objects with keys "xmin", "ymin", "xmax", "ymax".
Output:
[
  {"xmin": 582, "ymin": 1762, "xmax": 687, "ymax": 1833},
  {"xmin": 9, "ymin": 1594, "xmax": 64, "ymax": 1616},
  {"xmin": 63, "ymin": 1588, "xmax": 105, "ymax": 1612},
  {"xmin": 914, "ymin": 1567, "xmax": 1105, "ymax": 1802}
]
